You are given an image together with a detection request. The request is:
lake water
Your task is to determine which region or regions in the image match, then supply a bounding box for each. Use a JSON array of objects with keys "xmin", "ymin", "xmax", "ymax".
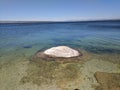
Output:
[
  {"xmin": 0, "ymin": 21, "xmax": 120, "ymax": 90},
  {"xmin": 0, "ymin": 21, "xmax": 120, "ymax": 54}
]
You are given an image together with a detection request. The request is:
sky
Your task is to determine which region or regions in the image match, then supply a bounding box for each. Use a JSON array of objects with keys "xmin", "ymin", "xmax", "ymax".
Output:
[{"xmin": 0, "ymin": 0, "xmax": 120, "ymax": 21}]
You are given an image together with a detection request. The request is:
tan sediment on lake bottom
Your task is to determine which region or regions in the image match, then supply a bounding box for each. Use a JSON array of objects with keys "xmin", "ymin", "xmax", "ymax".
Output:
[{"xmin": 0, "ymin": 49, "xmax": 120, "ymax": 90}]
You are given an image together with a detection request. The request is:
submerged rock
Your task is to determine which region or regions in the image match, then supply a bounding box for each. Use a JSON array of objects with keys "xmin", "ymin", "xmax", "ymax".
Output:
[
  {"xmin": 94, "ymin": 72, "xmax": 120, "ymax": 90},
  {"xmin": 43, "ymin": 46, "xmax": 80, "ymax": 58}
]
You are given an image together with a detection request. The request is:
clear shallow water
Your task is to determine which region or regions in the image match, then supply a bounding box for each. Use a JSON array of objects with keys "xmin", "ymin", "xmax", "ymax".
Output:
[
  {"xmin": 0, "ymin": 21, "xmax": 120, "ymax": 90},
  {"xmin": 0, "ymin": 21, "xmax": 120, "ymax": 55}
]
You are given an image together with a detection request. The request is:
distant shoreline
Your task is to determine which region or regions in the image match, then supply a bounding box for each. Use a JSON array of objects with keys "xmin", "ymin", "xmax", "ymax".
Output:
[{"xmin": 0, "ymin": 19, "xmax": 120, "ymax": 24}]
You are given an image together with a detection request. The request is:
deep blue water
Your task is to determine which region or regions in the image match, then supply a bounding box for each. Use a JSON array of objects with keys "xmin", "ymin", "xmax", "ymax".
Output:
[{"xmin": 0, "ymin": 21, "xmax": 120, "ymax": 54}]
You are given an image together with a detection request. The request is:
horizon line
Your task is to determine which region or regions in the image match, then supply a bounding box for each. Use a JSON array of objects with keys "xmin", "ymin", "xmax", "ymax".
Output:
[{"xmin": 0, "ymin": 19, "xmax": 120, "ymax": 23}]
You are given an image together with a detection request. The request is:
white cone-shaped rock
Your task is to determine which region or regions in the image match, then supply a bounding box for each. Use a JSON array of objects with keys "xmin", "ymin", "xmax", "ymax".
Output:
[{"xmin": 43, "ymin": 46, "xmax": 80, "ymax": 58}]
